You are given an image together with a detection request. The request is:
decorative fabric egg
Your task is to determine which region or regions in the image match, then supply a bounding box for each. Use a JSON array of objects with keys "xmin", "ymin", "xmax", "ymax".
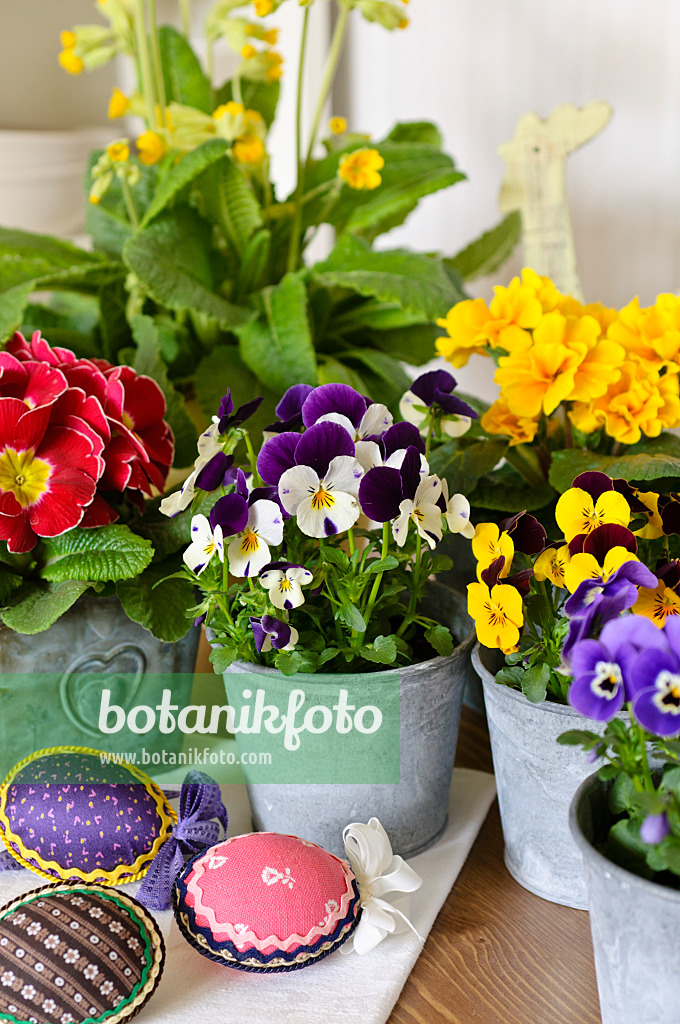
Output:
[
  {"xmin": 0, "ymin": 747, "xmax": 175, "ymax": 887},
  {"xmin": 173, "ymin": 832, "xmax": 360, "ymax": 971},
  {"xmin": 0, "ymin": 882, "xmax": 164, "ymax": 1024}
]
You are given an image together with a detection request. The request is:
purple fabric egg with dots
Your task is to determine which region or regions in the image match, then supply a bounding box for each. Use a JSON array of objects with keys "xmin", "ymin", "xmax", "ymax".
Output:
[{"xmin": 0, "ymin": 747, "xmax": 175, "ymax": 886}]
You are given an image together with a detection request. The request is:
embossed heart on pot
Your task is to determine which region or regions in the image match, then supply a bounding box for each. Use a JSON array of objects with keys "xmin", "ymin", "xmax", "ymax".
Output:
[{"xmin": 59, "ymin": 644, "xmax": 147, "ymax": 737}]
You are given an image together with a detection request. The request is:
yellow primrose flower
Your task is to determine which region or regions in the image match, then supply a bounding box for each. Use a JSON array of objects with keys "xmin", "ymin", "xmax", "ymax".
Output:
[
  {"xmin": 59, "ymin": 47, "xmax": 84, "ymax": 74},
  {"xmin": 472, "ymin": 523, "xmax": 514, "ymax": 580},
  {"xmin": 467, "ymin": 581, "xmax": 524, "ymax": 652},
  {"xmin": 108, "ymin": 86, "xmax": 130, "ymax": 119},
  {"xmin": 564, "ymin": 547, "xmax": 639, "ymax": 594},
  {"xmin": 634, "ymin": 491, "xmax": 665, "ymax": 540},
  {"xmin": 555, "ymin": 487, "xmax": 630, "ymax": 544},
  {"xmin": 263, "ymin": 28, "xmax": 279, "ymax": 44},
  {"xmin": 338, "ymin": 148, "xmax": 385, "ymax": 190},
  {"xmin": 494, "ymin": 335, "xmax": 583, "ymax": 418},
  {"xmin": 436, "ymin": 298, "xmax": 493, "ymax": 368},
  {"xmin": 480, "ymin": 398, "xmax": 539, "ymax": 446},
  {"xmin": 136, "ymin": 130, "xmax": 166, "ymax": 165},
  {"xmin": 557, "ymin": 296, "xmax": 618, "ymax": 334},
  {"xmin": 534, "ymin": 545, "xmax": 571, "ymax": 589},
  {"xmin": 486, "ymin": 273, "xmax": 544, "ymax": 354},
  {"xmin": 330, "ymin": 116, "xmax": 347, "ymax": 135},
  {"xmin": 519, "ymin": 268, "xmax": 562, "ymax": 313},
  {"xmin": 106, "ymin": 139, "xmax": 129, "ymax": 162},
  {"xmin": 60, "ymin": 30, "xmax": 77, "ymax": 49},
  {"xmin": 633, "ymin": 581, "xmax": 680, "ymax": 626},
  {"xmin": 569, "ymin": 360, "xmax": 670, "ymax": 445},
  {"xmin": 241, "ymin": 43, "xmax": 258, "ymax": 58},
  {"xmin": 233, "ymin": 133, "xmax": 266, "ymax": 164},
  {"xmin": 253, "ymin": 0, "xmax": 273, "ymax": 15}
]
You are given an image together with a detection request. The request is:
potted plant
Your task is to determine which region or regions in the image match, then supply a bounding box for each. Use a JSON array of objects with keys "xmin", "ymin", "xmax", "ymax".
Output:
[
  {"xmin": 468, "ymin": 468, "xmax": 671, "ymax": 908},
  {"xmin": 565, "ymin": 613, "xmax": 680, "ymax": 1024},
  {"xmin": 0, "ymin": 0, "xmax": 521, "ymax": 447},
  {"xmin": 159, "ymin": 371, "xmax": 480, "ymax": 857},
  {"xmin": 0, "ymin": 329, "xmax": 199, "ymax": 763}
]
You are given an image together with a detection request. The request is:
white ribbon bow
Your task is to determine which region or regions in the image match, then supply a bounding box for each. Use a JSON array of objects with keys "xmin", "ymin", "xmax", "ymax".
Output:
[{"xmin": 340, "ymin": 817, "xmax": 424, "ymax": 956}]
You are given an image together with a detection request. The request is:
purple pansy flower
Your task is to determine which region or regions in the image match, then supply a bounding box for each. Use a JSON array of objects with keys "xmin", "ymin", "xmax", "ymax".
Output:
[
  {"xmin": 359, "ymin": 446, "xmax": 442, "ymax": 548},
  {"xmin": 276, "ymin": 422, "xmax": 364, "ymax": 538},
  {"xmin": 195, "ymin": 452, "xmax": 236, "ymax": 492},
  {"xmin": 400, "ymin": 370, "xmax": 477, "ymax": 438},
  {"xmin": 628, "ymin": 617, "xmax": 680, "ymax": 736},
  {"xmin": 259, "ymin": 561, "xmax": 314, "ymax": 610},
  {"xmin": 355, "ymin": 421, "xmax": 426, "ymax": 473},
  {"xmin": 250, "ymin": 614, "xmax": 298, "ymax": 653},
  {"xmin": 210, "ymin": 490, "xmax": 283, "ymax": 577},
  {"xmin": 301, "ymin": 383, "xmax": 392, "ymax": 441},
  {"xmin": 217, "ymin": 389, "xmax": 263, "ymax": 434},
  {"xmin": 263, "ymin": 384, "xmax": 315, "ymax": 435},
  {"xmin": 563, "ymin": 560, "xmax": 658, "ymax": 660},
  {"xmin": 640, "ymin": 812, "xmax": 670, "ymax": 844}
]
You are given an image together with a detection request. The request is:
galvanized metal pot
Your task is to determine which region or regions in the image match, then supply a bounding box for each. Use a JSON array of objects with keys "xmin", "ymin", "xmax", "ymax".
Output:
[
  {"xmin": 570, "ymin": 772, "xmax": 680, "ymax": 1024},
  {"xmin": 0, "ymin": 596, "xmax": 199, "ymax": 766},
  {"xmin": 222, "ymin": 629, "xmax": 475, "ymax": 859},
  {"xmin": 474, "ymin": 642, "xmax": 604, "ymax": 909}
]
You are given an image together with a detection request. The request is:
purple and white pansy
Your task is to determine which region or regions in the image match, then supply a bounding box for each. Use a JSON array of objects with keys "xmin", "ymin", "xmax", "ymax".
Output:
[
  {"xmin": 183, "ymin": 514, "xmax": 224, "ymax": 574},
  {"xmin": 359, "ymin": 447, "xmax": 443, "ymax": 549},
  {"xmin": 301, "ymin": 382, "xmax": 393, "ymax": 442},
  {"xmin": 400, "ymin": 370, "xmax": 477, "ymax": 439},
  {"xmin": 259, "ymin": 562, "xmax": 314, "ymax": 610},
  {"xmin": 439, "ymin": 479, "xmax": 475, "ymax": 539},
  {"xmin": 250, "ymin": 615, "xmax": 299, "ymax": 653},
  {"xmin": 160, "ymin": 423, "xmax": 224, "ymax": 516},
  {"xmin": 210, "ymin": 487, "xmax": 284, "ymax": 578},
  {"xmin": 263, "ymin": 384, "xmax": 314, "ymax": 437}
]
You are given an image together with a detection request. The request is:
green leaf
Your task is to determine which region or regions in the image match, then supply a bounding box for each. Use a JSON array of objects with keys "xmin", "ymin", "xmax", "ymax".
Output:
[
  {"xmin": 388, "ymin": 121, "xmax": 443, "ymax": 146},
  {"xmin": 337, "ymin": 602, "xmax": 367, "ymax": 633},
  {"xmin": 236, "ymin": 228, "xmax": 271, "ymax": 298},
  {"xmin": 116, "ymin": 558, "xmax": 194, "ymax": 641},
  {"xmin": 318, "ymin": 647, "xmax": 341, "ymax": 666},
  {"xmin": 606, "ymin": 818, "xmax": 656, "ymax": 879},
  {"xmin": 141, "ymin": 140, "xmax": 229, "ymax": 226},
  {"xmin": 522, "ymin": 662, "xmax": 550, "ymax": 703},
  {"xmin": 471, "ymin": 470, "xmax": 555, "ymax": 512},
  {"xmin": 344, "ymin": 164, "xmax": 465, "ymax": 236},
  {"xmin": 159, "ymin": 26, "xmax": 212, "ymax": 112},
  {"xmin": 312, "ymin": 233, "xmax": 464, "ymax": 322},
  {"xmin": 556, "ymin": 729, "xmax": 601, "ymax": 746},
  {"xmin": 322, "ymin": 547, "xmax": 350, "ymax": 570},
  {"xmin": 425, "ymin": 625, "xmax": 454, "ymax": 657},
  {"xmin": 369, "ymin": 322, "xmax": 444, "ymax": 366},
  {"xmin": 123, "ymin": 208, "xmax": 252, "ymax": 328},
  {"xmin": 0, "ymin": 226, "xmax": 122, "ymax": 295},
  {"xmin": 275, "ymin": 650, "xmax": 305, "ymax": 676},
  {"xmin": 210, "ymin": 645, "xmax": 238, "ymax": 673},
  {"xmin": 609, "ymin": 772, "xmax": 637, "ymax": 815},
  {"xmin": 0, "ymin": 566, "xmax": 23, "ymax": 603},
  {"xmin": 41, "ymin": 526, "xmax": 154, "ymax": 583},
  {"xmin": 1, "ymin": 580, "xmax": 92, "ymax": 634},
  {"xmin": 200, "ymin": 154, "xmax": 263, "ymax": 257},
  {"xmin": 365, "ymin": 555, "xmax": 399, "ymax": 574},
  {"xmin": 495, "ymin": 665, "xmax": 524, "ymax": 688},
  {"xmin": 446, "ymin": 212, "xmax": 522, "ymax": 282},
  {"xmin": 318, "ymin": 357, "xmax": 369, "ymax": 394},
  {"xmin": 361, "ymin": 635, "xmax": 398, "ymax": 664},
  {"xmin": 0, "ymin": 282, "xmax": 33, "ymax": 342},
  {"xmin": 236, "ymin": 272, "xmax": 318, "ymax": 393},
  {"xmin": 430, "ymin": 438, "xmax": 508, "ymax": 494},
  {"xmin": 341, "ymin": 348, "xmax": 411, "ymax": 405},
  {"xmin": 130, "ymin": 314, "xmax": 197, "ymax": 466},
  {"xmin": 133, "ymin": 498, "xmax": 192, "ymax": 562},
  {"xmin": 549, "ymin": 440, "xmax": 680, "ymax": 492}
]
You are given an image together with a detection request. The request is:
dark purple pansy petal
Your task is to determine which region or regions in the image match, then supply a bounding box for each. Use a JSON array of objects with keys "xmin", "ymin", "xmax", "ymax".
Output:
[
  {"xmin": 261, "ymin": 614, "xmax": 292, "ymax": 649},
  {"xmin": 399, "ymin": 445, "xmax": 423, "ymax": 501},
  {"xmin": 434, "ymin": 390, "xmax": 478, "ymax": 419},
  {"xmin": 259, "ymin": 560, "xmax": 303, "ymax": 577},
  {"xmin": 640, "ymin": 813, "xmax": 670, "ymax": 844},
  {"xmin": 569, "ymin": 533, "xmax": 587, "ymax": 555},
  {"xmin": 249, "ymin": 485, "xmax": 279, "ymax": 505},
  {"xmin": 210, "ymin": 493, "xmax": 249, "ymax": 536},
  {"xmin": 657, "ymin": 560, "xmax": 680, "ymax": 591},
  {"xmin": 506, "ymin": 568, "xmax": 533, "ymax": 597},
  {"xmin": 480, "ymin": 556, "xmax": 506, "ymax": 589},
  {"xmin": 500, "ymin": 511, "xmax": 546, "ymax": 555},
  {"xmin": 294, "ymin": 420, "xmax": 355, "ymax": 478},
  {"xmin": 250, "ymin": 616, "xmax": 267, "ymax": 653},
  {"xmin": 235, "ymin": 468, "xmax": 249, "ymax": 500},
  {"xmin": 410, "ymin": 369, "xmax": 456, "ymax": 407},
  {"xmin": 276, "ymin": 384, "xmax": 315, "ymax": 421},
  {"xmin": 301, "ymin": 382, "xmax": 366, "ymax": 429},
  {"xmin": 218, "ymin": 395, "xmax": 263, "ymax": 433},
  {"xmin": 359, "ymin": 466, "xmax": 404, "ymax": 522},
  {"xmin": 613, "ymin": 478, "xmax": 648, "ymax": 514},
  {"xmin": 582, "ymin": 523, "xmax": 637, "ymax": 560},
  {"xmin": 257, "ymin": 431, "xmax": 301, "ymax": 485},
  {"xmin": 382, "ymin": 421, "xmax": 426, "ymax": 458},
  {"xmin": 217, "ymin": 390, "xmax": 233, "ymax": 421},
  {"xmin": 572, "ymin": 471, "xmax": 614, "ymax": 500},
  {"xmin": 195, "ymin": 453, "xmax": 234, "ymax": 492},
  {"xmin": 662, "ymin": 499, "xmax": 680, "ymax": 536}
]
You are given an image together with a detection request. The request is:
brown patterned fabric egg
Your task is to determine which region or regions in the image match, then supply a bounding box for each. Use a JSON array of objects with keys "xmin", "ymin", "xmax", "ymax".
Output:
[{"xmin": 0, "ymin": 883, "xmax": 164, "ymax": 1023}]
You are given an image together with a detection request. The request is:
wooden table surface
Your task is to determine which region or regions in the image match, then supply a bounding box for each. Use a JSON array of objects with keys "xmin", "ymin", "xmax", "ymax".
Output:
[{"xmin": 389, "ymin": 706, "xmax": 602, "ymax": 1024}]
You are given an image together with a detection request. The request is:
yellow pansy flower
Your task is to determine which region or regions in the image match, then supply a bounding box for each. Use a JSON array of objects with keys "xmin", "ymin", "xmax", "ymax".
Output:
[
  {"xmin": 233, "ymin": 133, "xmax": 266, "ymax": 164},
  {"xmin": 555, "ymin": 487, "xmax": 630, "ymax": 544},
  {"xmin": 534, "ymin": 545, "xmax": 571, "ymax": 589},
  {"xmin": 338, "ymin": 148, "xmax": 385, "ymax": 191},
  {"xmin": 472, "ymin": 523, "xmax": 514, "ymax": 580},
  {"xmin": 136, "ymin": 130, "xmax": 166, "ymax": 166},
  {"xmin": 634, "ymin": 491, "xmax": 665, "ymax": 540},
  {"xmin": 633, "ymin": 581, "xmax": 680, "ymax": 626},
  {"xmin": 436, "ymin": 298, "xmax": 493, "ymax": 368},
  {"xmin": 564, "ymin": 546, "xmax": 639, "ymax": 594},
  {"xmin": 467, "ymin": 581, "xmax": 524, "ymax": 652},
  {"xmin": 330, "ymin": 117, "xmax": 347, "ymax": 135},
  {"xmin": 480, "ymin": 398, "xmax": 539, "ymax": 447}
]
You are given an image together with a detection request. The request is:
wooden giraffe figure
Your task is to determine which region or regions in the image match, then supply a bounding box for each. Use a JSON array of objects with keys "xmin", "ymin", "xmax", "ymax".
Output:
[{"xmin": 498, "ymin": 101, "xmax": 612, "ymax": 299}]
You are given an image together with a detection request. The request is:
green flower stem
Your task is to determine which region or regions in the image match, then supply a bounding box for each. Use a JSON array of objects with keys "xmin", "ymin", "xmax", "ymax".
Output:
[
  {"xmin": 397, "ymin": 530, "xmax": 421, "ymax": 637},
  {"xmin": 179, "ymin": 0, "xmax": 191, "ymax": 37},
  {"xmin": 220, "ymin": 556, "xmax": 234, "ymax": 626},
  {"xmin": 362, "ymin": 522, "xmax": 389, "ymax": 630},
  {"xmin": 631, "ymin": 704, "xmax": 655, "ymax": 792},
  {"xmin": 119, "ymin": 173, "xmax": 139, "ymax": 227},
  {"xmin": 304, "ymin": 3, "xmax": 350, "ymax": 165},
  {"xmin": 232, "ymin": 72, "xmax": 243, "ymax": 106},
  {"xmin": 425, "ymin": 414, "xmax": 435, "ymax": 459},
  {"xmin": 286, "ymin": 6, "xmax": 311, "ymax": 274},
  {"xmin": 504, "ymin": 444, "xmax": 548, "ymax": 489},
  {"xmin": 133, "ymin": 0, "xmax": 159, "ymax": 129},
  {"xmin": 244, "ymin": 431, "xmax": 261, "ymax": 485},
  {"xmin": 264, "ymin": 181, "xmax": 336, "ymax": 221},
  {"xmin": 148, "ymin": 0, "xmax": 167, "ymax": 122},
  {"xmin": 347, "ymin": 528, "xmax": 355, "ymax": 556},
  {"xmin": 300, "ymin": 181, "xmax": 342, "ymax": 253}
]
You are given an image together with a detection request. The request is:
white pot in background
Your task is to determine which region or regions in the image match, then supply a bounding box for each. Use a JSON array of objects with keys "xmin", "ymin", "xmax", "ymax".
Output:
[{"xmin": 0, "ymin": 127, "xmax": 110, "ymax": 238}]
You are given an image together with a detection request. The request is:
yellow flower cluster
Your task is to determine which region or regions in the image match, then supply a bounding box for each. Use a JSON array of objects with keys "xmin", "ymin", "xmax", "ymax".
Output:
[
  {"xmin": 338, "ymin": 148, "xmax": 385, "ymax": 191},
  {"xmin": 436, "ymin": 270, "xmax": 680, "ymax": 447}
]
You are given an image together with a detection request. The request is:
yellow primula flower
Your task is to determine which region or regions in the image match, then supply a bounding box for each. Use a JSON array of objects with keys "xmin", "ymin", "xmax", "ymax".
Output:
[
  {"xmin": 467, "ymin": 581, "xmax": 524, "ymax": 652},
  {"xmin": 633, "ymin": 581, "xmax": 680, "ymax": 626},
  {"xmin": 557, "ymin": 296, "xmax": 618, "ymax": 334},
  {"xmin": 60, "ymin": 30, "xmax": 77, "ymax": 49},
  {"xmin": 106, "ymin": 139, "xmax": 129, "ymax": 162},
  {"xmin": 480, "ymin": 398, "xmax": 539, "ymax": 446},
  {"xmin": 472, "ymin": 523, "xmax": 514, "ymax": 580},
  {"xmin": 253, "ymin": 0, "xmax": 273, "ymax": 15},
  {"xmin": 338, "ymin": 148, "xmax": 385, "ymax": 190},
  {"xmin": 519, "ymin": 267, "xmax": 562, "ymax": 313},
  {"xmin": 485, "ymin": 273, "xmax": 544, "ymax": 354},
  {"xmin": 136, "ymin": 130, "xmax": 166, "ymax": 165},
  {"xmin": 495, "ymin": 334, "xmax": 583, "ymax": 419},
  {"xmin": 108, "ymin": 86, "xmax": 130, "ymax": 119},
  {"xmin": 436, "ymin": 298, "xmax": 493, "ymax": 368},
  {"xmin": 555, "ymin": 487, "xmax": 630, "ymax": 544},
  {"xmin": 569, "ymin": 360, "xmax": 670, "ymax": 445},
  {"xmin": 233, "ymin": 133, "xmax": 266, "ymax": 164},
  {"xmin": 330, "ymin": 116, "xmax": 347, "ymax": 135},
  {"xmin": 59, "ymin": 47, "xmax": 84, "ymax": 74},
  {"xmin": 534, "ymin": 545, "xmax": 571, "ymax": 589},
  {"xmin": 564, "ymin": 547, "xmax": 639, "ymax": 594},
  {"xmin": 214, "ymin": 101, "xmax": 245, "ymax": 119},
  {"xmin": 634, "ymin": 491, "xmax": 665, "ymax": 540},
  {"xmin": 241, "ymin": 43, "xmax": 258, "ymax": 58}
]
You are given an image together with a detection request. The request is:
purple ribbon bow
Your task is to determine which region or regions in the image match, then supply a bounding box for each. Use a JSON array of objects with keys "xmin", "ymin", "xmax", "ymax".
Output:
[{"xmin": 137, "ymin": 770, "xmax": 228, "ymax": 911}]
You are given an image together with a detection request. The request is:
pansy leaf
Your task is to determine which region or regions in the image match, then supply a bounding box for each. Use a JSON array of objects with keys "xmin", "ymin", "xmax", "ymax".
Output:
[
  {"xmin": 116, "ymin": 558, "xmax": 194, "ymax": 641},
  {"xmin": 210, "ymin": 644, "xmax": 239, "ymax": 673},
  {"xmin": 40, "ymin": 525, "xmax": 154, "ymax": 583},
  {"xmin": 322, "ymin": 547, "xmax": 350, "ymax": 570},
  {"xmin": 337, "ymin": 602, "xmax": 367, "ymax": 633},
  {"xmin": 361, "ymin": 635, "xmax": 398, "ymax": 664},
  {"xmin": 425, "ymin": 625, "xmax": 454, "ymax": 657},
  {"xmin": 521, "ymin": 662, "xmax": 550, "ymax": 703}
]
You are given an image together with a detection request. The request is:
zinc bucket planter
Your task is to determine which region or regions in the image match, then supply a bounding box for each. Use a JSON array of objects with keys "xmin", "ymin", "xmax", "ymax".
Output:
[
  {"xmin": 0, "ymin": 596, "xmax": 199, "ymax": 770},
  {"xmin": 570, "ymin": 772, "xmax": 680, "ymax": 1024},
  {"xmin": 474, "ymin": 642, "xmax": 606, "ymax": 909}
]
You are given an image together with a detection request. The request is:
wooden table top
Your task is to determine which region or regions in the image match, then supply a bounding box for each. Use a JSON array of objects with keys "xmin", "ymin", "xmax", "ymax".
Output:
[{"xmin": 389, "ymin": 706, "xmax": 602, "ymax": 1024}]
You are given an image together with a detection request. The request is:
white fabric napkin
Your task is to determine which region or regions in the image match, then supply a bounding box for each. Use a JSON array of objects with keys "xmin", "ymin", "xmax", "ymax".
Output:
[{"xmin": 0, "ymin": 768, "xmax": 496, "ymax": 1024}]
